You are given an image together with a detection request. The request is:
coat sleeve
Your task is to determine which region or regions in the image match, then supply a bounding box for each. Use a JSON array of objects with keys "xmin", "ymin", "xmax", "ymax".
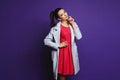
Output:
[
  {"xmin": 73, "ymin": 22, "xmax": 82, "ymax": 40},
  {"xmin": 43, "ymin": 28, "xmax": 59, "ymax": 50}
]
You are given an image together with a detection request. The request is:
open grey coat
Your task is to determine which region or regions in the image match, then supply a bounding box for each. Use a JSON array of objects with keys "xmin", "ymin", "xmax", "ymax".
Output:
[{"xmin": 44, "ymin": 21, "xmax": 82, "ymax": 80}]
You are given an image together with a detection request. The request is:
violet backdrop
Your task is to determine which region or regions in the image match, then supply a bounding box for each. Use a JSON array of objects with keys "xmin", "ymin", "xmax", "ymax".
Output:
[{"xmin": 0, "ymin": 0, "xmax": 120, "ymax": 80}]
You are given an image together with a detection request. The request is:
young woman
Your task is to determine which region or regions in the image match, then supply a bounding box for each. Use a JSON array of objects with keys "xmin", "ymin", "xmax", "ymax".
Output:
[{"xmin": 44, "ymin": 8, "xmax": 82, "ymax": 80}]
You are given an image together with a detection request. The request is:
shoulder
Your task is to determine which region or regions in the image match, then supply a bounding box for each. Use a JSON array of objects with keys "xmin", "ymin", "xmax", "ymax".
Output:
[
  {"xmin": 49, "ymin": 25, "xmax": 58, "ymax": 34},
  {"xmin": 51, "ymin": 22, "xmax": 61, "ymax": 31},
  {"xmin": 50, "ymin": 25, "xmax": 57, "ymax": 31}
]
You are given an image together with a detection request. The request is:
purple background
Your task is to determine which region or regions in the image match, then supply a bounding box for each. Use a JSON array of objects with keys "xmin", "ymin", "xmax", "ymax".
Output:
[{"xmin": 0, "ymin": 0, "xmax": 120, "ymax": 80}]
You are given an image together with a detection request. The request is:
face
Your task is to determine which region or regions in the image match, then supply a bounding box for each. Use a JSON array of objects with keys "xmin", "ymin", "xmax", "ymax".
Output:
[{"xmin": 57, "ymin": 9, "xmax": 69, "ymax": 21}]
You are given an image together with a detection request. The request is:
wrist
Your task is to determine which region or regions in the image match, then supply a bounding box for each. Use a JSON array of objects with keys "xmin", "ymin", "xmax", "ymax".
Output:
[
  {"xmin": 58, "ymin": 45, "xmax": 61, "ymax": 48},
  {"xmin": 71, "ymin": 23, "xmax": 76, "ymax": 30},
  {"xmin": 70, "ymin": 22, "xmax": 75, "ymax": 26}
]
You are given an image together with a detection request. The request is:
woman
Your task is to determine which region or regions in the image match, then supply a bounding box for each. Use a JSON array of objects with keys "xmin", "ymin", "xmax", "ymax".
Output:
[{"xmin": 44, "ymin": 8, "xmax": 82, "ymax": 80}]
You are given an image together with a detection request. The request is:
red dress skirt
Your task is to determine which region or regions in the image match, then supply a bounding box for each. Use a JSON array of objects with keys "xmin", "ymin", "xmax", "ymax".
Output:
[{"xmin": 58, "ymin": 24, "xmax": 74, "ymax": 75}]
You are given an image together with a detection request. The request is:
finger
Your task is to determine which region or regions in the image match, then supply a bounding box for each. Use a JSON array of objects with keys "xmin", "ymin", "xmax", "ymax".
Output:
[
  {"xmin": 62, "ymin": 43, "xmax": 68, "ymax": 47},
  {"xmin": 64, "ymin": 43, "xmax": 68, "ymax": 45},
  {"xmin": 68, "ymin": 16, "xmax": 71, "ymax": 18},
  {"xmin": 63, "ymin": 42, "xmax": 68, "ymax": 46},
  {"xmin": 63, "ymin": 45, "xmax": 67, "ymax": 47},
  {"xmin": 61, "ymin": 41, "xmax": 68, "ymax": 47},
  {"xmin": 64, "ymin": 42, "xmax": 68, "ymax": 46},
  {"xmin": 69, "ymin": 16, "xmax": 72, "ymax": 18},
  {"xmin": 63, "ymin": 41, "xmax": 67, "ymax": 42},
  {"xmin": 68, "ymin": 16, "xmax": 72, "ymax": 20}
]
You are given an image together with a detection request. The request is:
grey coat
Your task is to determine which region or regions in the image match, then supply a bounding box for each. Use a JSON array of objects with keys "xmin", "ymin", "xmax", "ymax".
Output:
[{"xmin": 44, "ymin": 21, "xmax": 82, "ymax": 80}]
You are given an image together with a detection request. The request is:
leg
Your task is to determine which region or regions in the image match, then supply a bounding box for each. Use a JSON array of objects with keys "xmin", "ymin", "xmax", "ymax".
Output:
[{"xmin": 58, "ymin": 74, "xmax": 66, "ymax": 80}]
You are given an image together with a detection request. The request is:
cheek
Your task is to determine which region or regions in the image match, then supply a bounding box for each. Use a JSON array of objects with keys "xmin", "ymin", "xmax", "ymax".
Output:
[
  {"xmin": 61, "ymin": 16, "xmax": 65, "ymax": 19},
  {"xmin": 65, "ymin": 13, "xmax": 68, "ymax": 16},
  {"xmin": 62, "ymin": 15, "xmax": 66, "ymax": 19},
  {"xmin": 60, "ymin": 16, "xmax": 64, "ymax": 19},
  {"xmin": 59, "ymin": 15, "xmax": 66, "ymax": 20}
]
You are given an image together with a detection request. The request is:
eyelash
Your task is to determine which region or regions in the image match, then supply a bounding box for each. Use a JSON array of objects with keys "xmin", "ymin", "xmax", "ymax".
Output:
[{"xmin": 61, "ymin": 14, "xmax": 63, "ymax": 16}]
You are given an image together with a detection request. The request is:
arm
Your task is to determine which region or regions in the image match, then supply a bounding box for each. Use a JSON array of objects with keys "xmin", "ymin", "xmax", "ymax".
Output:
[
  {"xmin": 44, "ymin": 28, "xmax": 59, "ymax": 50},
  {"xmin": 67, "ymin": 16, "xmax": 82, "ymax": 40},
  {"xmin": 71, "ymin": 22, "xmax": 82, "ymax": 40}
]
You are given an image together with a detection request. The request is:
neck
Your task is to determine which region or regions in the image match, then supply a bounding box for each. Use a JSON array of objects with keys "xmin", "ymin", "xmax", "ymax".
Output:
[
  {"xmin": 60, "ymin": 20, "xmax": 69, "ymax": 27},
  {"xmin": 61, "ymin": 20, "xmax": 68, "ymax": 25}
]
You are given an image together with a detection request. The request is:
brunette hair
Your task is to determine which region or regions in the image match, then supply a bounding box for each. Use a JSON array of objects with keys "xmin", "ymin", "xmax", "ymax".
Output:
[{"xmin": 49, "ymin": 8, "xmax": 62, "ymax": 27}]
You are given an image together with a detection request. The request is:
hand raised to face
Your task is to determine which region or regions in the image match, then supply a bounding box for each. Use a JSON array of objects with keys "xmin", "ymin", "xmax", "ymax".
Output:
[{"xmin": 67, "ymin": 16, "xmax": 74, "ymax": 24}]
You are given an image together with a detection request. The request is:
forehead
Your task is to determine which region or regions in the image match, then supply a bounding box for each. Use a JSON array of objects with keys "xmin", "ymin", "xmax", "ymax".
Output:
[{"xmin": 58, "ymin": 9, "xmax": 65, "ymax": 15}]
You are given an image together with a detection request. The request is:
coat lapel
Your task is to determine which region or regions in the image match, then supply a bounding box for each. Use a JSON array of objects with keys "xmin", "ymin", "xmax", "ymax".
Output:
[{"xmin": 53, "ymin": 22, "xmax": 61, "ymax": 44}]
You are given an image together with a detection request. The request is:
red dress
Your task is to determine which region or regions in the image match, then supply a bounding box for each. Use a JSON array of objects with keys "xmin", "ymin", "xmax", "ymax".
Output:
[{"xmin": 58, "ymin": 24, "xmax": 74, "ymax": 75}]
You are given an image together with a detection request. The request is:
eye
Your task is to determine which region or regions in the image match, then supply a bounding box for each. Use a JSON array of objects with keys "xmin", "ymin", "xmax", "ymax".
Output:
[{"xmin": 60, "ymin": 14, "xmax": 63, "ymax": 16}]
